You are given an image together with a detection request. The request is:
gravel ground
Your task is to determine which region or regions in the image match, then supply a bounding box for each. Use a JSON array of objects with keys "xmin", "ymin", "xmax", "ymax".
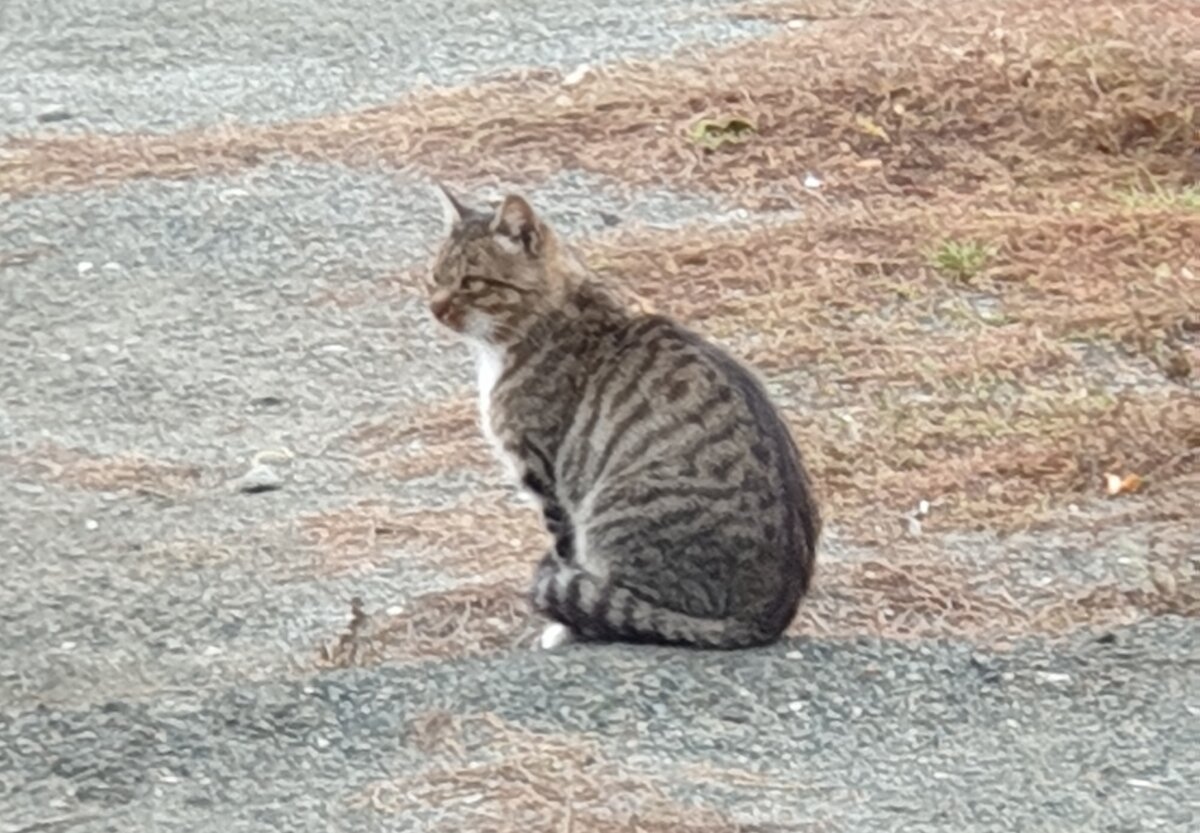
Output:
[
  {"xmin": 2, "ymin": 619, "xmax": 1196, "ymax": 832},
  {"xmin": 2, "ymin": 1, "xmax": 1198, "ymax": 831},
  {"xmin": 0, "ymin": 0, "xmax": 769, "ymax": 137}
]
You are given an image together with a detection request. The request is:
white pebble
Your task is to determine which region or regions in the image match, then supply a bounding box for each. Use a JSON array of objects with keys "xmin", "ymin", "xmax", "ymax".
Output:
[
  {"xmin": 563, "ymin": 64, "xmax": 591, "ymax": 86},
  {"xmin": 76, "ymin": 261, "xmax": 94, "ymax": 274},
  {"xmin": 1035, "ymin": 671, "xmax": 1072, "ymax": 685},
  {"xmin": 233, "ymin": 463, "xmax": 283, "ymax": 494},
  {"xmin": 803, "ymin": 173, "xmax": 823, "ymax": 189},
  {"xmin": 84, "ymin": 519, "xmax": 99, "ymax": 531}
]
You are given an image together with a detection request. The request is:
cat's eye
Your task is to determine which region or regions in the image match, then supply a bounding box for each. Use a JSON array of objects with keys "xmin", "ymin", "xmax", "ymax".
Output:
[{"xmin": 462, "ymin": 275, "xmax": 518, "ymax": 291}]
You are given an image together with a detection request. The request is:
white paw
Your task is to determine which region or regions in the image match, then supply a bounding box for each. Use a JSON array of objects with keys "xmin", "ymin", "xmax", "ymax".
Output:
[{"xmin": 538, "ymin": 623, "xmax": 575, "ymax": 651}]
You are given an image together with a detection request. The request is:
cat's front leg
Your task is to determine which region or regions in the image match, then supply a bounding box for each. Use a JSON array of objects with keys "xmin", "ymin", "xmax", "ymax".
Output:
[
  {"xmin": 511, "ymin": 438, "xmax": 574, "ymax": 556},
  {"xmin": 531, "ymin": 551, "xmax": 576, "ymax": 650}
]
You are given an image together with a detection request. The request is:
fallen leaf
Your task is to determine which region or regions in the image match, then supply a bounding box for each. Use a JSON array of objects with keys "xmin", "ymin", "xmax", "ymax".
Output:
[
  {"xmin": 1104, "ymin": 472, "xmax": 1143, "ymax": 496},
  {"xmin": 854, "ymin": 114, "xmax": 891, "ymax": 142},
  {"xmin": 687, "ymin": 116, "xmax": 757, "ymax": 150}
]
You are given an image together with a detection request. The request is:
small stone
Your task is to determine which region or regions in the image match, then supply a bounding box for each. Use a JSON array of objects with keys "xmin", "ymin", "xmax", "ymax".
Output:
[
  {"xmin": 785, "ymin": 650, "xmax": 803, "ymax": 660},
  {"xmin": 203, "ymin": 645, "xmax": 223, "ymax": 657},
  {"xmin": 37, "ymin": 109, "xmax": 73, "ymax": 123},
  {"xmin": 234, "ymin": 463, "xmax": 283, "ymax": 494},
  {"xmin": 787, "ymin": 700, "xmax": 805, "ymax": 713},
  {"xmin": 60, "ymin": 641, "xmax": 76, "ymax": 650},
  {"xmin": 84, "ymin": 519, "xmax": 99, "ymax": 531},
  {"xmin": 219, "ymin": 188, "xmax": 250, "ymax": 203},
  {"xmin": 1035, "ymin": 671, "xmax": 1071, "ymax": 685},
  {"xmin": 803, "ymin": 172, "xmax": 824, "ymax": 189},
  {"xmin": 252, "ymin": 447, "xmax": 294, "ymax": 466},
  {"xmin": 77, "ymin": 261, "xmax": 94, "ymax": 274},
  {"xmin": 102, "ymin": 261, "xmax": 121, "ymax": 271}
]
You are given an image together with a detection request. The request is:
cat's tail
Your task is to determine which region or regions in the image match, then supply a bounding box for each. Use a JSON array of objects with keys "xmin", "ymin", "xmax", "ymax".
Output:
[{"xmin": 531, "ymin": 562, "xmax": 788, "ymax": 649}]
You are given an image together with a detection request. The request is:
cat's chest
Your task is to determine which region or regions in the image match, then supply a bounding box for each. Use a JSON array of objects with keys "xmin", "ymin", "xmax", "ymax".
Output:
[{"xmin": 472, "ymin": 345, "xmax": 520, "ymax": 480}]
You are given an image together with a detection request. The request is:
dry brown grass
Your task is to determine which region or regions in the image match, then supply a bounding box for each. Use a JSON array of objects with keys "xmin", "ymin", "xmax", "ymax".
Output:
[
  {"xmin": 352, "ymin": 395, "xmax": 497, "ymax": 482},
  {"xmin": 574, "ymin": 207, "xmax": 1199, "ymax": 538},
  {"xmin": 791, "ymin": 548, "xmax": 1199, "ymax": 643},
  {"xmin": 5, "ymin": 442, "xmax": 203, "ymax": 498},
  {"xmin": 297, "ymin": 493, "xmax": 546, "ymax": 579},
  {"xmin": 4, "ymin": 0, "xmax": 1195, "ymax": 203},
  {"xmin": 353, "ymin": 712, "xmax": 792, "ymax": 832},
  {"xmin": 801, "ymin": 390, "xmax": 1199, "ymax": 538},
  {"xmin": 318, "ymin": 581, "xmax": 536, "ymax": 666},
  {"xmin": 313, "ymin": 536, "xmax": 1197, "ymax": 666},
  {"xmin": 296, "ymin": 501, "xmax": 419, "ymax": 576}
]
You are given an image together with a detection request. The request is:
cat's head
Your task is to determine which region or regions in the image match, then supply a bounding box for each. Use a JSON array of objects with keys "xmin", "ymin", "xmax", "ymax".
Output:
[{"xmin": 427, "ymin": 186, "xmax": 573, "ymax": 346}]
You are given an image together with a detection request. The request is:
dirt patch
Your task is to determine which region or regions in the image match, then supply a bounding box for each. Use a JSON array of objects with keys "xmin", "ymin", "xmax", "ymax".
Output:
[
  {"xmin": 571, "ymin": 213, "xmax": 1199, "ymax": 538},
  {"xmin": 792, "ymin": 549, "xmax": 1199, "ymax": 643},
  {"xmin": 5, "ymin": 0, "xmax": 1196, "ymax": 204},
  {"xmin": 351, "ymin": 395, "xmax": 498, "ymax": 483},
  {"xmin": 314, "ymin": 544, "xmax": 1196, "ymax": 666},
  {"xmin": 318, "ymin": 582, "xmax": 536, "ymax": 666},
  {"xmin": 353, "ymin": 711, "xmax": 794, "ymax": 832},
  {"xmin": 5, "ymin": 442, "xmax": 203, "ymax": 499},
  {"xmin": 297, "ymin": 494, "xmax": 546, "ymax": 580}
]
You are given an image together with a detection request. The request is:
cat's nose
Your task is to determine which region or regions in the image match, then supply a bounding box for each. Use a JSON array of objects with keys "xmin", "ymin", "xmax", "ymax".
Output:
[{"xmin": 430, "ymin": 290, "xmax": 452, "ymax": 320}]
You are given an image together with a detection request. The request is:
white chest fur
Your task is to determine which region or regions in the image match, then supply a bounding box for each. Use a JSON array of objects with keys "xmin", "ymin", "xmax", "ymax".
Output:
[{"xmin": 472, "ymin": 344, "xmax": 521, "ymax": 484}]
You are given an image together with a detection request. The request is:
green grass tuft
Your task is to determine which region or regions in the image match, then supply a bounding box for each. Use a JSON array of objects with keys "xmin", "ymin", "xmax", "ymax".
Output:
[{"xmin": 927, "ymin": 239, "xmax": 997, "ymax": 281}]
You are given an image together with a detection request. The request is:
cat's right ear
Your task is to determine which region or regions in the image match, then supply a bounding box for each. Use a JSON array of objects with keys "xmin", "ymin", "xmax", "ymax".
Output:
[
  {"xmin": 490, "ymin": 195, "xmax": 543, "ymax": 257},
  {"xmin": 436, "ymin": 182, "xmax": 470, "ymax": 233}
]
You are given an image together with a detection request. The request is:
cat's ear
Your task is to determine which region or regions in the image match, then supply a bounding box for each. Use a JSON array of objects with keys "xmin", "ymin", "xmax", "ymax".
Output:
[
  {"xmin": 435, "ymin": 182, "xmax": 471, "ymax": 232},
  {"xmin": 490, "ymin": 195, "xmax": 543, "ymax": 257}
]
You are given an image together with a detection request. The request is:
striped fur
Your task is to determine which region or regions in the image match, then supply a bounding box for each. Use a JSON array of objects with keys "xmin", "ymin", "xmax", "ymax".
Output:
[{"xmin": 428, "ymin": 189, "xmax": 820, "ymax": 649}]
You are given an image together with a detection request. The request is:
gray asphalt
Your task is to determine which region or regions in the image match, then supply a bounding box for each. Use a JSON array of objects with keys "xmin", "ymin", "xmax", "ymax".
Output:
[
  {"xmin": 1, "ymin": 1, "xmax": 1198, "ymax": 831},
  {"xmin": 0, "ymin": 0, "xmax": 768, "ymax": 137}
]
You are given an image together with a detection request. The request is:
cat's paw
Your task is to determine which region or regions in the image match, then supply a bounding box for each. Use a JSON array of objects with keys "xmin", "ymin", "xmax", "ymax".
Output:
[{"xmin": 538, "ymin": 622, "xmax": 575, "ymax": 651}]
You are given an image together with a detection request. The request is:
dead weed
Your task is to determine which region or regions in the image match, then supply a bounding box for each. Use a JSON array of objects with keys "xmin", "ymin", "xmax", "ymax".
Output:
[
  {"xmin": 5, "ymin": 442, "xmax": 202, "ymax": 499},
  {"xmin": 354, "ymin": 712, "xmax": 788, "ymax": 832},
  {"xmin": 318, "ymin": 582, "xmax": 536, "ymax": 666}
]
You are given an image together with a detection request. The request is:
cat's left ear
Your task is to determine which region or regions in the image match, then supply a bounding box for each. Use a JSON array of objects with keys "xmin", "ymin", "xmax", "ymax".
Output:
[
  {"xmin": 436, "ymin": 182, "xmax": 471, "ymax": 233},
  {"xmin": 490, "ymin": 195, "xmax": 543, "ymax": 257}
]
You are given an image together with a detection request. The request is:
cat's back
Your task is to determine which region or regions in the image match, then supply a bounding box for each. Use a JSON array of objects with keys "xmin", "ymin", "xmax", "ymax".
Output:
[{"xmin": 565, "ymin": 312, "xmax": 819, "ymax": 544}]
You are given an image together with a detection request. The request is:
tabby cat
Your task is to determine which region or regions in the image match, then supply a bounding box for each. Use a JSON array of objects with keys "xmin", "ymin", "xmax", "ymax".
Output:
[{"xmin": 426, "ymin": 186, "xmax": 820, "ymax": 650}]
